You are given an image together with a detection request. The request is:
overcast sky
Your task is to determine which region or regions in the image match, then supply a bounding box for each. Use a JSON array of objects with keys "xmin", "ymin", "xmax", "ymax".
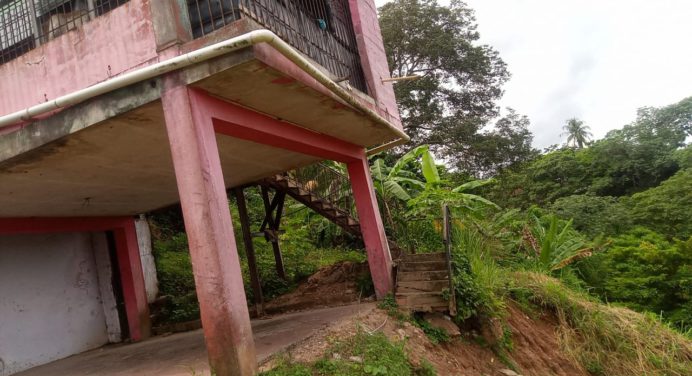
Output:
[{"xmin": 374, "ymin": 0, "xmax": 692, "ymax": 148}]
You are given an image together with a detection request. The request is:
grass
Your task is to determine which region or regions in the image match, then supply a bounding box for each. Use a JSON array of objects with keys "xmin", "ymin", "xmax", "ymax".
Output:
[
  {"xmin": 450, "ymin": 226, "xmax": 508, "ymax": 321},
  {"xmin": 511, "ymin": 271, "xmax": 692, "ymax": 376},
  {"xmin": 261, "ymin": 330, "xmax": 436, "ymax": 376}
]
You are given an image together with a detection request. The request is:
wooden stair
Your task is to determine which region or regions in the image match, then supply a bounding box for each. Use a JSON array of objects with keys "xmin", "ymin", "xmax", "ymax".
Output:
[
  {"xmin": 396, "ymin": 252, "xmax": 450, "ymax": 312},
  {"xmin": 262, "ymin": 173, "xmax": 404, "ymax": 257}
]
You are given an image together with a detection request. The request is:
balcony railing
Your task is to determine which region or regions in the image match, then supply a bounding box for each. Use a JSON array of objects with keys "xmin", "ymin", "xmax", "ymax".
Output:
[
  {"xmin": 0, "ymin": 0, "xmax": 128, "ymax": 64},
  {"xmin": 187, "ymin": 0, "xmax": 367, "ymax": 92},
  {"xmin": 0, "ymin": 1, "xmax": 367, "ymax": 94}
]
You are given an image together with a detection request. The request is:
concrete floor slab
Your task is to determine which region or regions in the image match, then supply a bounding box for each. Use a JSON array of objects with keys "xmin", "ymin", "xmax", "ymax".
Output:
[{"xmin": 13, "ymin": 303, "xmax": 375, "ymax": 376}]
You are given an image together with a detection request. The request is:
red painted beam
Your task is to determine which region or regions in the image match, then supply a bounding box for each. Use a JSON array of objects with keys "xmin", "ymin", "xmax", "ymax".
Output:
[
  {"xmin": 0, "ymin": 217, "xmax": 132, "ymax": 234},
  {"xmin": 113, "ymin": 220, "xmax": 152, "ymax": 341},
  {"xmin": 0, "ymin": 216, "xmax": 151, "ymax": 341},
  {"xmin": 188, "ymin": 89, "xmax": 363, "ymax": 163}
]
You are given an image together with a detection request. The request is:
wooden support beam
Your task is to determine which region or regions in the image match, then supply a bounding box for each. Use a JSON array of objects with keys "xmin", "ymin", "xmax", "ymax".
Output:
[
  {"xmin": 259, "ymin": 186, "xmax": 283, "ymax": 231},
  {"xmin": 260, "ymin": 186, "xmax": 287, "ymax": 281},
  {"xmin": 234, "ymin": 187, "xmax": 264, "ymax": 317},
  {"xmin": 272, "ymin": 191, "xmax": 286, "ymax": 281}
]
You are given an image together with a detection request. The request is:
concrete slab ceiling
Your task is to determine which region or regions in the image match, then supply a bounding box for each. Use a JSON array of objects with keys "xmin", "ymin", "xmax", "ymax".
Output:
[
  {"xmin": 0, "ymin": 100, "xmax": 318, "ymax": 217},
  {"xmin": 0, "ymin": 47, "xmax": 400, "ymax": 217}
]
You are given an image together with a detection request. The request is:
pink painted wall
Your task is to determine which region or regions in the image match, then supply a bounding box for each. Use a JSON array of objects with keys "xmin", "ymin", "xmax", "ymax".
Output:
[
  {"xmin": 0, "ymin": 0, "xmax": 158, "ymax": 115},
  {"xmin": 349, "ymin": 0, "xmax": 402, "ymax": 129}
]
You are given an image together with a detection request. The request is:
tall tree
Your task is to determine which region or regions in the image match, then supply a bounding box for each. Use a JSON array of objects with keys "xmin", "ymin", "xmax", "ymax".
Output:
[
  {"xmin": 379, "ymin": 0, "xmax": 510, "ymax": 170},
  {"xmin": 459, "ymin": 108, "xmax": 538, "ymax": 176},
  {"xmin": 561, "ymin": 118, "xmax": 593, "ymax": 148}
]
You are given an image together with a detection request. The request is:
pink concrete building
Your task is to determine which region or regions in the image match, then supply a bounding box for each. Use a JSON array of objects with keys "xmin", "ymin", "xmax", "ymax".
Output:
[{"xmin": 0, "ymin": 1, "xmax": 404, "ymax": 375}]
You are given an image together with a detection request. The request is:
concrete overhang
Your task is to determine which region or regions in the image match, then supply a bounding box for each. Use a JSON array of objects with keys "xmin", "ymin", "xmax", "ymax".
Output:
[{"xmin": 0, "ymin": 27, "xmax": 404, "ymax": 218}]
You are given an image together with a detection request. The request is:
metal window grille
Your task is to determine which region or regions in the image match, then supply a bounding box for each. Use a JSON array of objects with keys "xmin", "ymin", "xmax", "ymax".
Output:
[
  {"xmin": 187, "ymin": 0, "xmax": 367, "ymax": 93},
  {"xmin": 0, "ymin": 0, "xmax": 129, "ymax": 65}
]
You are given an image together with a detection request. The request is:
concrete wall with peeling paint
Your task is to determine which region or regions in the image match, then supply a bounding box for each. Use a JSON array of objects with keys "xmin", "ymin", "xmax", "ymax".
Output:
[
  {"xmin": 0, "ymin": 232, "xmax": 118, "ymax": 376},
  {"xmin": 0, "ymin": 0, "xmax": 158, "ymax": 115}
]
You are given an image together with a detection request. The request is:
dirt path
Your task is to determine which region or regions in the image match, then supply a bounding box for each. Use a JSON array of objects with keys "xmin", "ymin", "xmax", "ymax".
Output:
[{"xmin": 15, "ymin": 303, "xmax": 375, "ymax": 376}]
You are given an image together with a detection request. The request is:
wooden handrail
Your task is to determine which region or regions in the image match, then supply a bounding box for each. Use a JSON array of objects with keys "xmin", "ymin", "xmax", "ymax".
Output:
[{"xmin": 443, "ymin": 204, "xmax": 457, "ymax": 316}]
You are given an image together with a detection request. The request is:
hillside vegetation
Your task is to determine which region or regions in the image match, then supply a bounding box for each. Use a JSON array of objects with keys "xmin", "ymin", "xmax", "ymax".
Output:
[{"xmin": 150, "ymin": 1, "xmax": 691, "ymax": 374}]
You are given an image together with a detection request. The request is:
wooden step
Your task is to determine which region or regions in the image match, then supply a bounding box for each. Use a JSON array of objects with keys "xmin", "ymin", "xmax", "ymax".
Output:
[
  {"xmin": 396, "ymin": 292, "xmax": 448, "ymax": 312},
  {"xmin": 396, "ymin": 279, "xmax": 449, "ymax": 293},
  {"xmin": 399, "ymin": 260, "xmax": 447, "ymax": 272},
  {"xmin": 401, "ymin": 252, "xmax": 447, "ymax": 263},
  {"xmin": 397, "ymin": 270, "xmax": 449, "ymax": 282}
]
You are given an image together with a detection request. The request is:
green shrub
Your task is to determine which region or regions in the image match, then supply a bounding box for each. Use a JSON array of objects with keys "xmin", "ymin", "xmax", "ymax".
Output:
[
  {"xmin": 629, "ymin": 168, "xmax": 692, "ymax": 239},
  {"xmin": 551, "ymin": 194, "xmax": 632, "ymax": 236},
  {"xmin": 412, "ymin": 314, "xmax": 450, "ymax": 344},
  {"xmin": 582, "ymin": 228, "xmax": 692, "ymax": 331},
  {"xmin": 153, "ymin": 234, "xmax": 200, "ymax": 323}
]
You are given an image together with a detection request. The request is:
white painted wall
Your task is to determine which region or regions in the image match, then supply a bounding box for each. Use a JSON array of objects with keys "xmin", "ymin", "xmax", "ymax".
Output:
[
  {"xmin": 135, "ymin": 215, "xmax": 159, "ymax": 303},
  {"xmin": 0, "ymin": 233, "xmax": 112, "ymax": 376},
  {"xmin": 91, "ymin": 233, "xmax": 123, "ymax": 343}
]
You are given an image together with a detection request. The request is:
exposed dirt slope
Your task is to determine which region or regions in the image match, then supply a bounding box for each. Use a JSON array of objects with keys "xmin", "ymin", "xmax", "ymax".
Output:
[
  {"xmin": 261, "ymin": 264, "xmax": 587, "ymax": 375},
  {"xmin": 505, "ymin": 304, "xmax": 587, "ymax": 375},
  {"xmin": 263, "ymin": 304, "xmax": 586, "ymax": 376},
  {"xmin": 264, "ymin": 261, "xmax": 373, "ymax": 314}
]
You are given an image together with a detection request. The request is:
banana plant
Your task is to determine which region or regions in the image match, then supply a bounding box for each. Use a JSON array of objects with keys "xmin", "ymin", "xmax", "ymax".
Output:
[
  {"xmin": 370, "ymin": 145, "xmax": 430, "ymax": 202},
  {"xmin": 370, "ymin": 145, "xmax": 499, "ymax": 220},
  {"xmin": 370, "ymin": 145, "xmax": 430, "ymax": 227},
  {"xmin": 526, "ymin": 214, "xmax": 595, "ymax": 271}
]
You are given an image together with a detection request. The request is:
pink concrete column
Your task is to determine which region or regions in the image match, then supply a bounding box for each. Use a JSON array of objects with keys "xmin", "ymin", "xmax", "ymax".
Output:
[
  {"xmin": 112, "ymin": 218, "xmax": 151, "ymax": 341},
  {"xmin": 347, "ymin": 153, "xmax": 394, "ymax": 298},
  {"xmin": 162, "ymin": 82, "xmax": 257, "ymax": 376},
  {"xmin": 348, "ymin": 0, "xmax": 402, "ymax": 128}
]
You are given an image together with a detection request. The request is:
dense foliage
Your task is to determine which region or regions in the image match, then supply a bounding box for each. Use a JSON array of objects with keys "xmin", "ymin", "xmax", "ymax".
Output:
[
  {"xmin": 475, "ymin": 97, "xmax": 692, "ymax": 332},
  {"xmin": 490, "ymin": 97, "xmax": 692, "ymax": 208}
]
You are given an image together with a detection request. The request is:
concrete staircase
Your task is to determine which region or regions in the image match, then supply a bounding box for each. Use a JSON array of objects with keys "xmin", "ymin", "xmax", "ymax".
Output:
[{"xmin": 395, "ymin": 252, "xmax": 451, "ymax": 312}]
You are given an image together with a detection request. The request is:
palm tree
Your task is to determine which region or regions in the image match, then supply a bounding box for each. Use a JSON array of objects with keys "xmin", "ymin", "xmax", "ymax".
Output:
[{"xmin": 561, "ymin": 118, "xmax": 593, "ymax": 148}]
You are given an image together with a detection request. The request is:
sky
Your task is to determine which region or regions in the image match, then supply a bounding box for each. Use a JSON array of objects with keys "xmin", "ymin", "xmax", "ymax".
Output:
[{"xmin": 374, "ymin": 0, "xmax": 692, "ymax": 148}]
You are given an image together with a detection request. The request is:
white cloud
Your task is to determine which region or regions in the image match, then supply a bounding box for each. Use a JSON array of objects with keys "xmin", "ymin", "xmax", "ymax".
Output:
[{"xmin": 374, "ymin": 0, "xmax": 692, "ymax": 147}]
